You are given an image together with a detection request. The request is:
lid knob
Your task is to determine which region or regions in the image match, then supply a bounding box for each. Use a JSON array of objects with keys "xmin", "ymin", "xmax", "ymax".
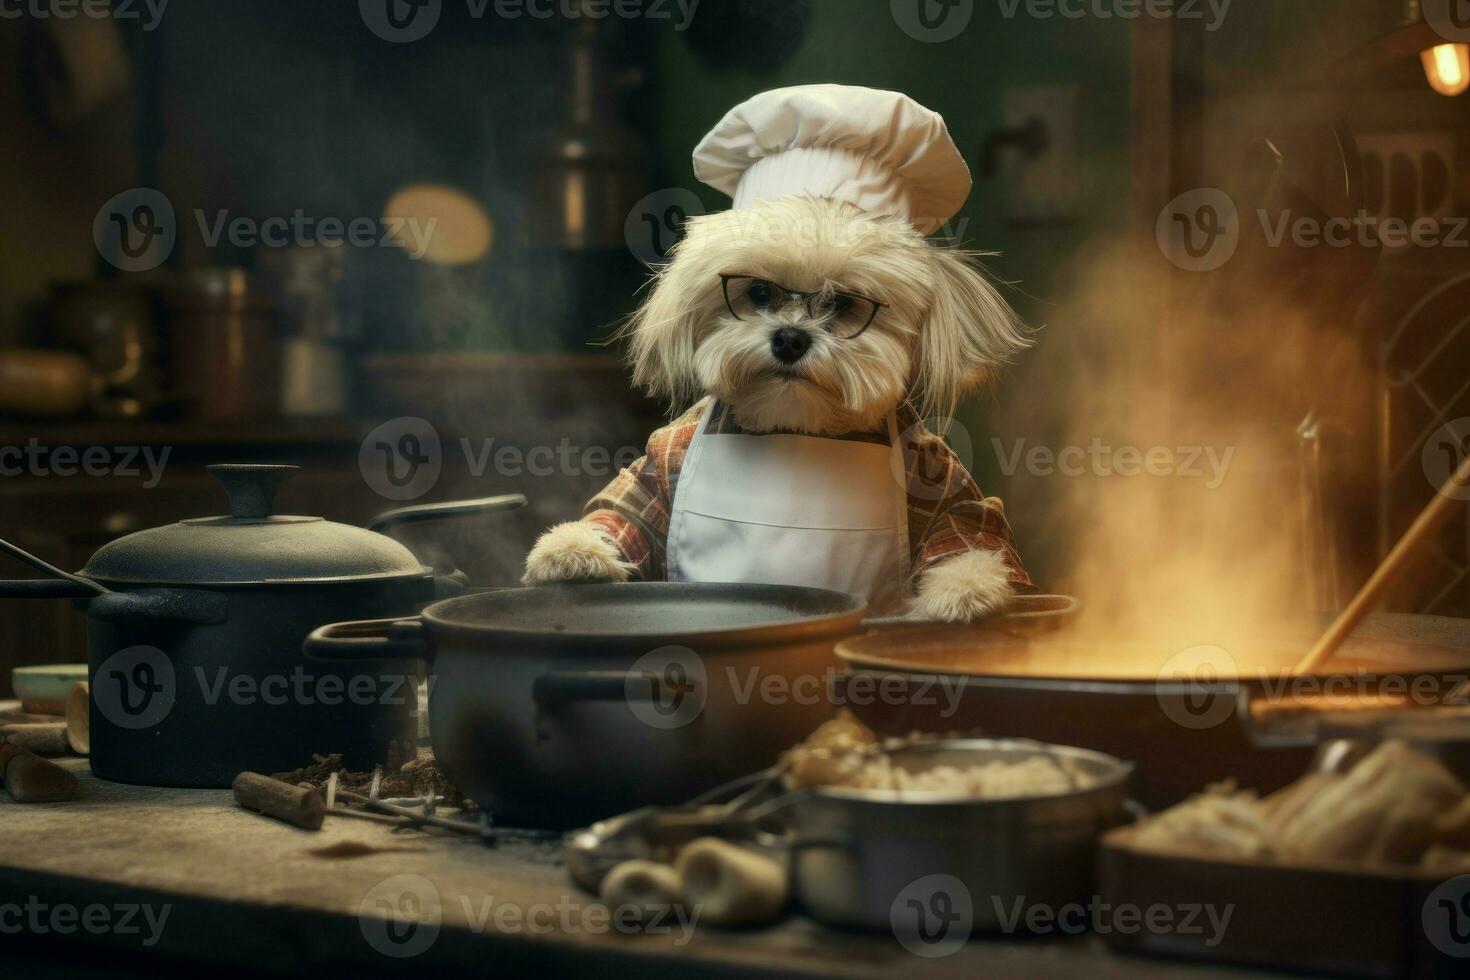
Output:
[{"xmin": 207, "ymin": 464, "xmax": 299, "ymax": 520}]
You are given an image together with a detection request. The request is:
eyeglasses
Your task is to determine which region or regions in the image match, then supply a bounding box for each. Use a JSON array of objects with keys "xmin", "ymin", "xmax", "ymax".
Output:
[{"xmin": 719, "ymin": 274, "xmax": 888, "ymax": 340}]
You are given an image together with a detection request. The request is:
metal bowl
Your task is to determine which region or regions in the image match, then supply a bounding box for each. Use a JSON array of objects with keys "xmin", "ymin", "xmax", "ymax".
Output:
[{"xmin": 785, "ymin": 739, "xmax": 1132, "ymax": 932}]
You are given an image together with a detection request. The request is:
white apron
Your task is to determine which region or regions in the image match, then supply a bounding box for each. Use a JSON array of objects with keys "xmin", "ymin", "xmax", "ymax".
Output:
[{"xmin": 666, "ymin": 400, "xmax": 909, "ymax": 606}]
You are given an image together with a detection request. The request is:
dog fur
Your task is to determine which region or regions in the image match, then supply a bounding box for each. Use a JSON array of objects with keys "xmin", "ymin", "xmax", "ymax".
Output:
[{"xmin": 524, "ymin": 197, "xmax": 1030, "ymax": 621}]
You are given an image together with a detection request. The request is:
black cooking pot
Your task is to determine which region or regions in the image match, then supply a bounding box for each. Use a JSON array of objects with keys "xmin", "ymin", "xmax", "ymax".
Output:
[
  {"xmin": 306, "ymin": 583, "xmax": 867, "ymax": 827},
  {"xmin": 0, "ymin": 464, "xmax": 525, "ymax": 787}
]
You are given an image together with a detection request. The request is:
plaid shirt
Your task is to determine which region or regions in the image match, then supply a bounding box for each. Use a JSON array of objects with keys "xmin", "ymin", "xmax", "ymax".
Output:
[{"xmin": 584, "ymin": 398, "xmax": 1033, "ymax": 592}]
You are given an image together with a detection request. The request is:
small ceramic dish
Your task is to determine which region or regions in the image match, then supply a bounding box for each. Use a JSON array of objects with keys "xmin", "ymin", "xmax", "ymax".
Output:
[{"xmin": 11, "ymin": 664, "xmax": 88, "ymax": 714}]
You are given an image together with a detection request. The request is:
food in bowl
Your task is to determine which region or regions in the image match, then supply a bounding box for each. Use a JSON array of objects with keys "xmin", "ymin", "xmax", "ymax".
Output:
[{"xmin": 781, "ymin": 711, "xmax": 1101, "ymax": 798}]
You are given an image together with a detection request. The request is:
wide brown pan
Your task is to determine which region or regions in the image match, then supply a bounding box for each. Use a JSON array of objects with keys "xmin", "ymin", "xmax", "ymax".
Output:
[{"xmin": 835, "ymin": 614, "xmax": 1470, "ymax": 809}]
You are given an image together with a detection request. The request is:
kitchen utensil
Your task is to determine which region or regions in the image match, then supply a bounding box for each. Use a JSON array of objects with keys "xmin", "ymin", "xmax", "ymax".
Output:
[
  {"xmin": 305, "ymin": 582, "xmax": 867, "ymax": 826},
  {"xmin": 0, "ymin": 463, "xmax": 526, "ymax": 787},
  {"xmin": 0, "ymin": 349, "xmax": 91, "ymax": 417},
  {"xmin": 835, "ymin": 623, "xmax": 1470, "ymax": 808},
  {"xmin": 11, "ymin": 664, "xmax": 88, "ymax": 714},
  {"xmin": 65, "ymin": 682, "xmax": 89, "ymax": 755},
  {"xmin": 1295, "ymin": 452, "xmax": 1470, "ymax": 674}
]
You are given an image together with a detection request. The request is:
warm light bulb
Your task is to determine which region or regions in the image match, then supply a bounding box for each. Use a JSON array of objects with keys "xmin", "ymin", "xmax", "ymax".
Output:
[{"xmin": 1422, "ymin": 43, "xmax": 1470, "ymax": 96}]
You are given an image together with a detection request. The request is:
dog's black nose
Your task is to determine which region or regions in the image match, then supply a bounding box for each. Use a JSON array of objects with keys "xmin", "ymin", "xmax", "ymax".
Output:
[{"xmin": 770, "ymin": 327, "xmax": 812, "ymax": 364}]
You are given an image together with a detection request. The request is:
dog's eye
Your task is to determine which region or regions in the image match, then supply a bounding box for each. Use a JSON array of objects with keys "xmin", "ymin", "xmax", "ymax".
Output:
[
  {"xmin": 829, "ymin": 295, "xmax": 855, "ymax": 319},
  {"xmin": 746, "ymin": 281, "xmax": 777, "ymax": 308}
]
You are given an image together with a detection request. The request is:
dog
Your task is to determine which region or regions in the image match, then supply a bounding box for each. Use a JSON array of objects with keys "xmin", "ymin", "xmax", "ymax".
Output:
[{"xmin": 522, "ymin": 193, "xmax": 1034, "ymax": 622}]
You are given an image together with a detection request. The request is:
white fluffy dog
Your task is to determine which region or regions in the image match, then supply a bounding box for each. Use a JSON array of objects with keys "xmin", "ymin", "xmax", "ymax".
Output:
[{"xmin": 523, "ymin": 195, "xmax": 1034, "ymax": 622}]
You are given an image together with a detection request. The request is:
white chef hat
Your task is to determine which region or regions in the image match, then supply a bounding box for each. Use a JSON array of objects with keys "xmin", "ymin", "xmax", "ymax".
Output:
[{"xmin": 692, "ymin": 84, "xmax": 971, "ymax": 237}]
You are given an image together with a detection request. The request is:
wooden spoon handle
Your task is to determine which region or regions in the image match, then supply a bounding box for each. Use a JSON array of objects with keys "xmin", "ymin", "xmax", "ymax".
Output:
[{"xmin": 1294, "ymin": 452, "xmax": 1470, "ymax": 675}]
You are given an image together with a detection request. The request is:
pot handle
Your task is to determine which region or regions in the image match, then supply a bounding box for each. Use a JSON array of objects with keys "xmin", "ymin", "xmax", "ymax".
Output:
[
  {"xmin": 304, "ymin": 617, "xmax": 433, "ymax": 662},
  {"xmin": 532, "ymin": 669, "xmax": 696, "ymax": 709},
  {"xmin": 90, "ymin": 588, "xmax": 230, "ymax": 625},
  {"xmin": 366, "ymin": 494, "xmax": 528, "ymax": 534},
  {"xmin": 0, "ymin": 536, "xmax": 109, "ymax": 598},
  {"xmin": 0, "ymin": 578, "xmax": 104, "ymax": 599}
]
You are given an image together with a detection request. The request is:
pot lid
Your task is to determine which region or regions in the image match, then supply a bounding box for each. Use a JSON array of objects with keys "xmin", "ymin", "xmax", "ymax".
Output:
[
  {"xmin": 421, "ymin": 582, "xmax": 867, "ymax": 649},
  {"xmin": 82, "ymin": 465, "xmax": 430, "ymax": 586}
]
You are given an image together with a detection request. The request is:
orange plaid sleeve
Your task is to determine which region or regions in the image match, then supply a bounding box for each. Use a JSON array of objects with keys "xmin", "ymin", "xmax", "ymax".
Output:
[
  {"xmin": 899, "ymin": 411, "xmax": 1034, "ymax": 592},
  {"xmin": 582, "ymin": 399, "xmax": 708, "ymax": 582}
]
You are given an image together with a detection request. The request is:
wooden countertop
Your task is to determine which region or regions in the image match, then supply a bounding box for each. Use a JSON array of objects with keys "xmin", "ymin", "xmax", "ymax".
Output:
[{"xmin": 0, "ymin": 756, "xmax": 1293, "ymax": 979}]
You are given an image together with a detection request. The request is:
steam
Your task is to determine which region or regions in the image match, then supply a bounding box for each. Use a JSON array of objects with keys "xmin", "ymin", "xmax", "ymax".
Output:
[{"xmin": 995, "ymin": 243, "xmax": 1368, "ymax": 668}]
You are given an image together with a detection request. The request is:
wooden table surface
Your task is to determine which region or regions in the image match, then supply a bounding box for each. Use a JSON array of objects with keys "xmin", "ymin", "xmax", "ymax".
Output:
[{"xmin": 0, "ymin": 755, "xmax": 1296, "ymax": 979}]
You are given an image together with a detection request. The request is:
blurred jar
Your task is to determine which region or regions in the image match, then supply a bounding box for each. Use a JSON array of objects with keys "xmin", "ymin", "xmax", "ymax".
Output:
[{"xmin": 164, "ymin": 268, "xmax": 279, "ymax": 423}]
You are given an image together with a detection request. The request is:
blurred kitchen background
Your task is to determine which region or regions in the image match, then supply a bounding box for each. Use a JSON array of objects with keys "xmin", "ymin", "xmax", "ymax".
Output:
[{"xmin": 1, "ymin": 0, "xmax": 1468, "ymax": 691}]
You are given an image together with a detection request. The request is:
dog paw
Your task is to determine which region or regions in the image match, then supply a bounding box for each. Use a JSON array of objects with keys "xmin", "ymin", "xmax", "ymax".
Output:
[
  {"xmin": 915, "ymin": 549, "xmax": 1016, "ymax": 622},
  {"xmin": 522, "ymin": 522, "xmax": 635, "ymax": 585}
]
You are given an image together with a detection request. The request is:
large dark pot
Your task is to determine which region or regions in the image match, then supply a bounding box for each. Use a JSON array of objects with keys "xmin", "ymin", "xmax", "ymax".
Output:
[
  {"xmin": 834, "ymin": 620, "xmax": 1470, "ymax": 809},
  {"xmin": 0, "ymin": 464, "xmax": 525, "ymax": 787},
  {"xmin": 306, "ymin": 583, "xmax": 867, "ymax": 827}
]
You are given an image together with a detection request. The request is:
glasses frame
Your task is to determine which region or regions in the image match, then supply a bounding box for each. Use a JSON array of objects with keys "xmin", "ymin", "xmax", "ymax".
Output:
[{"xmin": 718, "ymin": 273, "xmax": 889, "ymax": 340}]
